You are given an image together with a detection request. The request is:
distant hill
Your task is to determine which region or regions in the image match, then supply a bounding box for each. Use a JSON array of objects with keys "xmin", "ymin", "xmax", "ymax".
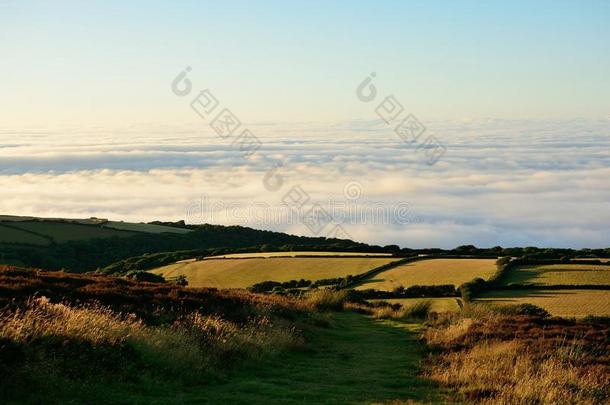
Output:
[
  {"xmin": 2, "ymin": 215, "xmax": 610, "ymax": 275},
  {"xmin": 0, "ymin": 216, "xmax": 381, "ymax": 273},
  {"xmin": 0, "ymin": 215, "xmax": 190, "ymax": 246}
]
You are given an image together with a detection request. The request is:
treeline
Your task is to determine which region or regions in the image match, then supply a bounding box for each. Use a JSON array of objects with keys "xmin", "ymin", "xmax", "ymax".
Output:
[
  {"xmin": 248, "ymin": 275, "xmax": 360, "ymax": 294},
  {"xmin": 350, "ymin": 285, "xmax": 457, "ymax": 300},
  {"xmin": 248, "ymin": 276, "xmax": 458, "ymax": 299},
  {"xmin": 407, "ymin": 246, "xmax": 610, "ymax": 260}
]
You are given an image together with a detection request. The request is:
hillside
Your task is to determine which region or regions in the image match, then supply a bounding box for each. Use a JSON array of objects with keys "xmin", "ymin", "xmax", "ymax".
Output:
[
  {"xmin": 0, "ymin": 216, "xmax": 383, "ymax": 272},
  {"xmin": 0, "ymin": 265, "xmax": 452, "ymax": 404},
  {"xmin": 1, "ymin": 264, "xmax": 608, "ymax": 404}
]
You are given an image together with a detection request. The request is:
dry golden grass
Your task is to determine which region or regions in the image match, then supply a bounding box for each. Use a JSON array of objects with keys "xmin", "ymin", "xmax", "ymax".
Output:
[
  {"xmin": 305, "ymin": 289, "xmax": 349, "ymax": 311},
  {"xmin": 151, "ymin": 257, "xmax": 398, "ymax": 288},
  {"xmin": 356, "ymin": 258, "xmax": 497, "ymax": 291},
  {"xmin": 0, "ymin": 296, "xmax": 139, "ymax": 346},
  {"xmin": 477, "ymin": 289, "xmax": 610, "ymax": 317},
  {"xmin": 423, "ymin": 309, "xmax": 610, "ymax": 404},
  {"xmin": 370, "ymin": 297, "xmax": 461, "ymax": 313},
  {"xmin": 429, "ymin": 340, "xmax": 608, "ymax": 405},
  {"xmin": 0, "ymin": 296, "xmax": 304, "ymax": 383},
  {"xmin": 370, "ymin": 300, "xmax": 434, "ymax": 320},
  {"xmin": 503, "ymin": 263, "xmax": 610, "ymax": 285}
]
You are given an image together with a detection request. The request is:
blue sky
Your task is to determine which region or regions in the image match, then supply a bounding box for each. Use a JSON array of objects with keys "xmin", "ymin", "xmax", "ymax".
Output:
[
  {"xmin": 1, "ymin": 0, "xmax": 609, "ymax": 125},
  {"xmin": 1, "ymin": 1, "xmax": 610, "ymax": 248}
]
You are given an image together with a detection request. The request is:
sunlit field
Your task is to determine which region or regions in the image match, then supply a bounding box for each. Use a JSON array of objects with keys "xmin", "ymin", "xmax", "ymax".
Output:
[
  {"xmin": 355, "ymin": 259, "xmax": 497, "ymax": 291},
  {"xmin": 151, "ymin": 257, "xmax": 399, "ymax": 288},
  {"xmin": 477, "ymin": 289, "xmax": 610, "ymax": 317},
  {"xmin": 501, "ymin": 264, "xmax": 610, "ymax": 285}
]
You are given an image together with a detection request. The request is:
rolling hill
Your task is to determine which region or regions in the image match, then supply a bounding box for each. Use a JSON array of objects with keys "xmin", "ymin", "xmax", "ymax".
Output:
[{"xmin": 0, "ymin": 216, "xmax": 385, "ymax": 272}]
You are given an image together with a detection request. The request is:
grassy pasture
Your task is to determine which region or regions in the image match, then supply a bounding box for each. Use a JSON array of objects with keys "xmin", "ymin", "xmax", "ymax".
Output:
[
  {"xmin": 355, "ymin": 258, "xmax": 497, "ymax": 291},
  {"xmin": 207, "ymin": 251, "xmax": 392, "ymax": 259},
  {"xmin": 8, "ymin": 221, "xmax": 139, "ymax": 243},
  {"xmin": 0, "ymin": 224, "xmax": 51, "ymax": 246},
  {"xmin": 371, "ymin": 297, "xmax": 461, "ymax": 313},
  {"xmin": 477, "ymin": 289, "xmax": 610, "ymax": 317},
  {"xmin": 151, "ymin": 257, "xmax": 399, "ymax": 288},
  {"xmin": 502, "ymin": 263, "xmax": 610, "ymax": 285},
  {"xmin": 0, "ymin": 217, "xmax": 188, "ymax": 246}
]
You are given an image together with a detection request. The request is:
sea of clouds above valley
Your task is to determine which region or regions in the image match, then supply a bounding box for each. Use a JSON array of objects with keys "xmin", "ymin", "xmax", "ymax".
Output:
[{"xmin": 1, "ymin": 119, "xmax": 609, "ymax": 249}]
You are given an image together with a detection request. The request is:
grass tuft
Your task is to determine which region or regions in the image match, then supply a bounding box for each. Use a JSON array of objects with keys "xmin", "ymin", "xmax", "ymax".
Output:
[{"xmin": 306, "ymin": 289, "xmax": 349, "ymax": 311}]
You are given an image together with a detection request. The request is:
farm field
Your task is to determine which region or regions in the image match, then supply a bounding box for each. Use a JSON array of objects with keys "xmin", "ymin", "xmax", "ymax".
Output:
[
  {"xmin": 477, "ymin": 289, "xmax": 610, "ymax": 317},
  {"xmin": 501, "ymin": 264, "xmax": 610, "ymax": 285},
  {"xmin": 207, "ymin": 251, "xmax": 392, "ymax": 258},
  {"xmin": 6, "ymin": 221, "xmax": 140, "ymax": 243},
  {"xmin": 0, "ymin": 224, "xmax": 51, "ymax": 246},
  {"xmin": 0, "ymin": 218, "xmax": 190, "ymax": 246},
  {"xmin": 355, "ymin": 258, "xmax": 497, "ymax": 291},
  {"xmin": 151, "ymin": 257, "xmax": 399, "ymax": 288},
  {"xmin": 370, "ymin": 297, "xmax": 461, "ymax": 313}
]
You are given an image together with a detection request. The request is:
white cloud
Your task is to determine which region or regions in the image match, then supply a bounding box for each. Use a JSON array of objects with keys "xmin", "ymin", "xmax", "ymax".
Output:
[{"xmin": 0, "ymin": 119, "xmax": 609, "ymax": 248}]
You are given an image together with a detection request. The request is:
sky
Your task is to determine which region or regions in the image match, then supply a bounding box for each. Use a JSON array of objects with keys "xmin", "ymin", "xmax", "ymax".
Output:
[
  {"xmin": 0, "ymin": 1, "xmax": 609, "ymax": 248},
  {"xmin": 1, "ymin": 0, "xmax": 609, "ymax": 125}
]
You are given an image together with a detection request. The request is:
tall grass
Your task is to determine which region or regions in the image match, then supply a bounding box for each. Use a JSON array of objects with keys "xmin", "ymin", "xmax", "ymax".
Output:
[
  {"xmin": 0, "ymin": 296, "xmax": 305, "ymax": 400},
  {"xmin": 306, "ymin": 289, "xmax": 349, "ymax": 311},
  {"xmin": 0, "ymin": 296, "xmax": 138, "ymax": 346},
  {"xmin": 422, "ymin": 303, "xmax": 610, "ymax": 404},
  {"xmin": 370, "ymin": 300, "xmax": 433, "ymax": 320}
]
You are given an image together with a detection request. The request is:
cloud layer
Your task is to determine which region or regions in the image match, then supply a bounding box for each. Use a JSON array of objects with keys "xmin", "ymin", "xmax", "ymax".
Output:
[{"xmin": 1, "ymin": 119, "xmax": 609, "ymax": 248}]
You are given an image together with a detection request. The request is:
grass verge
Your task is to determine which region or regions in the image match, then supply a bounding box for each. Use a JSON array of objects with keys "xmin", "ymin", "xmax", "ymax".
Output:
[{"xmin": 421, "ymin": 304, "xmax": 610, "ymax": 404}]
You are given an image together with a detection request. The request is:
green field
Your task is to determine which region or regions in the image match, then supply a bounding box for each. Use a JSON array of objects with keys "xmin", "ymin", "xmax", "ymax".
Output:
[
  {"xmin": 477, "ymin": 289, "xmax": 610, "ymax": 317},
  {"xmin": 0, "ymin": 224, "xmax": 51, "ymax": 246},
  {"xmin": 151, "ymin": 257, "xmax": 399, "ymax": 288},
  {"xmin": 0, "ymin": 217, "xmax": 190, "ymax": 245},
  {"xmin": 207, "ymin": 251, "xmax": 391, "ymax": 258},
  {"xmin": 6, "ymin": 221, "xmax": 139, "ymax": 243},
  {"xmin": 370, "ymin": 297, "xmax": 461, "ymax": 313},
  {"xmin": 502, "ymin": 264, "xmax": 610, "ymax": 285},
  {"xmin": 356, "ymin": 258, "xmax": 497, "ymax": 291}
]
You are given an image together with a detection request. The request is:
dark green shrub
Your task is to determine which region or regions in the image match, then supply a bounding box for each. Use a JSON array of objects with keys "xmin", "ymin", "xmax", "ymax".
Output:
[{"xmin": 499, "ymin": 303, "xmax": 550, "ymax": 318}]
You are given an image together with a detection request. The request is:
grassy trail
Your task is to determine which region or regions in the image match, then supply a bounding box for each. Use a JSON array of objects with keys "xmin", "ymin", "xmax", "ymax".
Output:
[{"xmin": 179, "ymin": 312, "xmax": 450, "ymax": 404}]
